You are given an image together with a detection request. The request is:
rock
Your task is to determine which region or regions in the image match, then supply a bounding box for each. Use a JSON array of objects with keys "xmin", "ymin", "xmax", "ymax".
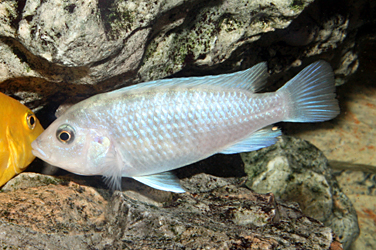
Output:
[
  {"xmin": 1, "ymin": 172, "xmax": 68, "ymax": 191},
  {"xmin": 1, "ymin": 0, "xmax": 311, "ymax": 87},
  {"xmin": 241, "ymin": 136, "xmax": 359, "ymax": 250},
  {"xmin": 0, "ymin": 172, "xmax": 342, "ymax": 249},
  {"xmin": 0, "ymin": 0, "xmax": 374, "ymax": 112},
  {"xmin": 333, "ymin": 169, "xmax": 376, "ymax": 250},
  {"xmin": 0, "ymin": 175, "xmax": 108, "ymax": 249}
]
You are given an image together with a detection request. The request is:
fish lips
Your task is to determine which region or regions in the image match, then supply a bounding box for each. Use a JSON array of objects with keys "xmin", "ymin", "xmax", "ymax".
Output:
[{"xmin": 31, "ymin": 139, "xmax": 49, "ymax": 160}]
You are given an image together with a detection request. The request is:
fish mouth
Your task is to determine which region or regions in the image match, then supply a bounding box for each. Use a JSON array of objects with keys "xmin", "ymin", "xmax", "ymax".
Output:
[{"xmin": 31, "ymin": 139, "xmax": 49, "ymax": 160}]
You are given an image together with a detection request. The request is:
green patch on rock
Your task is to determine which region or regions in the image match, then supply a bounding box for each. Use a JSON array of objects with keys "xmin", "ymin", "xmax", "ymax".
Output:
[
  {"xmin": 169, "ymin": 9, "xmax": 220, "ymax": 68},
  {"xmin": 103, "ymin": 1, "xmax": 135, "ymax": 40},
  {"xmin": 289, "ymin": 0, "xmax": 306, "ymax": 12},
  {"xmin": 219, "ymin": 16, "xmax": 243, "ymax": 33}
]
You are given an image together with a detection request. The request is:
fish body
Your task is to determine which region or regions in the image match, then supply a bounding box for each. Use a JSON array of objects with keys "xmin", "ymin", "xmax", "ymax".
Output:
[
  {"xmin": 32, "ymin": 61, "xmax": 339, "ymax": 192},
  {"xmin": 0, "ymin": 92, "xmax": 44, "ymax": 187}
]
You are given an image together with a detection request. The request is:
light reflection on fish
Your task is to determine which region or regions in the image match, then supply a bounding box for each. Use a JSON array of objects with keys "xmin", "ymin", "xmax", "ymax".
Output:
[
  {"xmin": 0, "ymin": 92, "xmax": 44, "ymax": 187},
  {"xmin": 32, "ymin": 61, "xmax": 339, "ymax": 192}
]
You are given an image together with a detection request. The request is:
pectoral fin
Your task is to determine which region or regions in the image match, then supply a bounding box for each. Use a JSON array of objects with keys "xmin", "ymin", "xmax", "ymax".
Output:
[{"xmin": 133, "ymin": 171, "xmax": 185, "ymax": 193}]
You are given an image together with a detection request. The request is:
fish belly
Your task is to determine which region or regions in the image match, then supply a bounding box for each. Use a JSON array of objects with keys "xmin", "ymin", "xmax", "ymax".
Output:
[{"xmin": 107, "ymin": 89, "xmax": 285, "ymax": 176}]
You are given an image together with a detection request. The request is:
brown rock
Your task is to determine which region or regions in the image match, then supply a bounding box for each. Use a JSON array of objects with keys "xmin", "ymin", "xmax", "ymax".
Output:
[{"xmin": 0, "ymin": 173, "xmax": 342, "ymax": 249}]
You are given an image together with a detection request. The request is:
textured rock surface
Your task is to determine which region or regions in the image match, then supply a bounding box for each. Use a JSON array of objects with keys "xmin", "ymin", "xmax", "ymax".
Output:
[
  {"xmin": 0, "ymin": 172, "xmax": 343, "ymax": 249},
  {"xmin": 0, "ymin": 0, "xmax": 373, "ymax": 116},
  {"xmin": 334, "ymin": 170, "xmax": 376, "ymax": 250},
  {"xmin": 241, "ymin": 136, "xmax": 359, "ymax": 249}
]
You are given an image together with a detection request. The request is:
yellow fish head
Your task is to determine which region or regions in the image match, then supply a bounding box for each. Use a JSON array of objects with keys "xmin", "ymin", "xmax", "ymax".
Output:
[{"xmin": 0, "ymin": 93, "xmax": 44, "ymax": 187}]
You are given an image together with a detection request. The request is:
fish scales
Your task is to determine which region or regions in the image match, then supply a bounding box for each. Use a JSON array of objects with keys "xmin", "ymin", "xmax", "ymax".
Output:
[
  {"xmin": 90, "ymin": 89, "xmax": 284, "ymax": 177},
  {"xmin": 32, "ymin": 61, "xmax": 339, "ymax": 192}
]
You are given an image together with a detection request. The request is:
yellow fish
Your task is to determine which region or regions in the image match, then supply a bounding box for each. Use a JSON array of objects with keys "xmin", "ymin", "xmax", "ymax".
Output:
[{"xmin": 0, "ymin": 92, "xmax": 44, "ymax": 187}]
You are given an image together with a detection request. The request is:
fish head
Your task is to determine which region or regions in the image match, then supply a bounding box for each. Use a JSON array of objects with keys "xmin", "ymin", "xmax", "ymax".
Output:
[
  {"xmin": 31, "ymin": 118, "xmax": 113, "ymax": 176},
  {"xmin": 0, "ymin": 105, "xmax": 44, "ymax": 186},
  {"xmin": 11, "ymin": 109, "xmax": 44, "ymax": 164},
  {"xmin": 23, "ymin": 109, "xmax": 44, "ymax": 137}
]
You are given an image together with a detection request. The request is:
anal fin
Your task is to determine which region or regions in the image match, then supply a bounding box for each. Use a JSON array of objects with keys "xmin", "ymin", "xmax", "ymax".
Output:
[
  {"xmin": 220, "ymin": 126, "xmax": 281, "ymax": 154},
  {"xmin": 133, "ymin": 171, "xmax": 185, "ymax": 193}
]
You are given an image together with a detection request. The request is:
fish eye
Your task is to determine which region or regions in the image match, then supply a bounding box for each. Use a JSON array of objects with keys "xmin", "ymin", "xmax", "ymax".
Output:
[
  {"xmin": 26, "ymin": 113, "xmax": 36, "ymax": 130},
  {"xmin": 56, "ymin": 125, "xmax": 75, "ymax": 144}
]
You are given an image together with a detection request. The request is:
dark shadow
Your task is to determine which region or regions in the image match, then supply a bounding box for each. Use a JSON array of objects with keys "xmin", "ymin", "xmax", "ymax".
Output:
[{"xmin": 174, "ymin": 153, "xmax": 246, "ymax": 179}]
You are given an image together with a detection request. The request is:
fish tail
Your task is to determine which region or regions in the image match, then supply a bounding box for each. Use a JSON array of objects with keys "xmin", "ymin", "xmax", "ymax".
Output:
[{"xmin": 277, "ymin": 60, "xmax": 340, "ymax": 122}]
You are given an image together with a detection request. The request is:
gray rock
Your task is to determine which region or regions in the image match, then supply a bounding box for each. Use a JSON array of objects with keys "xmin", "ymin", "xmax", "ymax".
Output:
[
  {"xmin": 0, "ymin": 172, "xmax": 342, "ymax": 249},
  {"xmin": 0, "ymin": 0, "xmax": 374, "ymax": 111},
  {"xmin": 1, "ymin": 0, "xmax": 310, "ymax": 86},
  {"xmin": 1, "ymin": 172, "xmax": 66, "ymax": 191},
  {"xmin": 241, "ymin": 136, "xmax": 359, "ymax": 250},
  {"xmin": 138, "ymin": 0, "xmax": 313, "ymax": 82}
]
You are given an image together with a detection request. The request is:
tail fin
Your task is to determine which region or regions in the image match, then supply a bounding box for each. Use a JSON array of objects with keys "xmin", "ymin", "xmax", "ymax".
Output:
[{"xmin": 277, "ymin": 61, "xmax": 340, "ymax": 122}]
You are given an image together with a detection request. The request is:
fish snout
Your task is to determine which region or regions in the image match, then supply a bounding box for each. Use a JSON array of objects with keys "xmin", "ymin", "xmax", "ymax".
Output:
[{"xmin": 31, "ymin": 138, "xmax": 49, "ymax": 160}]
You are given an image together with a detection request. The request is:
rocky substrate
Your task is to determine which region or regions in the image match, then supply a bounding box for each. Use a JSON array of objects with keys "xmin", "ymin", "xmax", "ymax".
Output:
[{"xmin": 0, "ymin": 171, "xmax": 343, "ymax": 249}]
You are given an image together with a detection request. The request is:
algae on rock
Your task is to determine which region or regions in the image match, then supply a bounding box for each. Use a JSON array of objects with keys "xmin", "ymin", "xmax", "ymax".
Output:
[{"xmin": 241, "ymin": 136, "xmax": 359, "ymax": 249}]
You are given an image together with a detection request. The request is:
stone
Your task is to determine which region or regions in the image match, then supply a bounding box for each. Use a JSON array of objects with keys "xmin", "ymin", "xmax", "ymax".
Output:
[
  {"xmin": 241, "ymin": 136, "xmax": 359, "ymax": 249},
  {"xmin": 1, "ymin": 172, "xmax": 68, "ymax": 191},
  {"xmin": 0, "ymin": 0, "xmax": 374, "ymax": 112},
  {"xmin": 0, "ymin": 172, "xmax": 342, "ymax": 249},
  {"xmin": 333, "ymin": 169, "xmax": 376, "ymax": 250}
]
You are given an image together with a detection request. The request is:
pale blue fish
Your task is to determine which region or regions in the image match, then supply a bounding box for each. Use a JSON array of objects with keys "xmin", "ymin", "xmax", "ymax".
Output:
[{"xmin": 31, "ymin": 61, "xmax": 339, "ymax": 192}]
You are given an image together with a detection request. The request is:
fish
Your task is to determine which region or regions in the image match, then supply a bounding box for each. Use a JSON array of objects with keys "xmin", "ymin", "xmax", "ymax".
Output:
[
  {"xmin": 0, "ymin": 92, "xmax": 44, "ymax": 187},
  {"xmin": 31, "ymin": 60, "xmax": 339, "ymax": 193}
]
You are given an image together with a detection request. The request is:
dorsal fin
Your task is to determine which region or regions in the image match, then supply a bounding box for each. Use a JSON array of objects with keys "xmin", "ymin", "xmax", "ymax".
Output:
[{"xmin": 111, "ymin": 62, "xmax": 269, "ymax": 94}]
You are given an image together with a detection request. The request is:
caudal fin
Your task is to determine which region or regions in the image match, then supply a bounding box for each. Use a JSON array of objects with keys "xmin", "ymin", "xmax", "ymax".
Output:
[{"xmin": 277, "ymin": 60, "xmax": 340, "ymax": 122}]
